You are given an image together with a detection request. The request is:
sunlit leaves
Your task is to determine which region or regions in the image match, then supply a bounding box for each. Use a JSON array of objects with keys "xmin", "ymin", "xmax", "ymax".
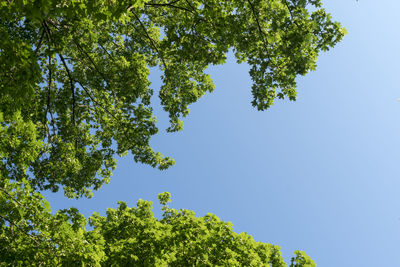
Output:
[
  {"xmin": 0, "ymin": 1, "xmax": 344, "ymax": 264},
  {"xmin": 0, "ymin": 0, "xmax": 345, "ymax": 197},
  {"xmin": 0, "ymin": 186, "xmax": 316, "ymax": 266}
]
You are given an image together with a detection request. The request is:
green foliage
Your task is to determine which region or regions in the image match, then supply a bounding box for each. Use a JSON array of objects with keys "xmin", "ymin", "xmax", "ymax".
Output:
[
  {"xmin": 0, "ymin": 179, "xmax": 105, "ymax": 266},
  {"xmin": 0, "ymin": 0, "xmax": 345, "ymax": 264},
  {"xmin": 0, "ymin": 185, "xmax": 315, "ymax": 266},
  {"xmin": 290, "ymin": 251, "xmax": 316, "ymax": 267},
  {"xmin": 0, "ymin": 0, "xmax": 345, "ymax": 197}
]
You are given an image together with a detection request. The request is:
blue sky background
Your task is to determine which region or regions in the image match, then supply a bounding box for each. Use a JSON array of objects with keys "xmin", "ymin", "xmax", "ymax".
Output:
[{"xmin": 43, "ymin": 1, "xmax": 400, "ymax": 266}]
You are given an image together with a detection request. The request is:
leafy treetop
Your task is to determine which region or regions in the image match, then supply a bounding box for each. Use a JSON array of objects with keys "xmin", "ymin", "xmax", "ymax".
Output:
[
  {"xmin": 0, "ymin": 184, "xmax": 316, "ymax": 267},
  {"xmin": 0, "ymin": 0, "xmax": 345, "ymax": 197}
]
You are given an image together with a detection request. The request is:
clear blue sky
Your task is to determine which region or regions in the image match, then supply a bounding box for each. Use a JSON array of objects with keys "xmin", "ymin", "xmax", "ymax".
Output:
[{"xmin": 44, "ymin": 1, "xmax": 400, "ymax": 266}]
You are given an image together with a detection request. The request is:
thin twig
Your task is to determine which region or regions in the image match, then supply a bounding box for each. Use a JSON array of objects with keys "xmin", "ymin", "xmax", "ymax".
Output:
[
  {"xmin": 0, "ymin": 187, "xmax": 23, "ymax": 207},
  {"xmin": 34, "ymin": 27, "xmax": 45, "ymax": 56},
  {"xmin": 42, "ymin": 21, "xmax": 58, "ymax": 136},
  {"xmin": 75, "ymin": 80, "xmax": 118, "ymax": 120},
  {"xmin": 282, "ymin": 0, "xmax": 300, "ymax": 27},
  {"xmin": 183, "ymin": 0, "xmax": 197, "ymax": 13},
  {"xmin": 73, "ymin": 40, "xmax": 110, "ymax": 85},
  {"xmin": 131, "ymin": 11, "xmax": 167, "ymax": 69},
  {"xmin": 59, "ymin": 54, "xmax": 76, "ymax": 126},
  {"xmin": 44, "ymin": 54, "xmax": 52, "ymax": 137},
  {"xmin": 98, "ymin": 43, "xmax": 116, "ymax": 63},
  {"xmin": 145, "ymin": 2, "xmax": 194, "ymax": 14},
  {"xmin": 0, "ymin": 214, "xmax": 42, "ymax": 246}
]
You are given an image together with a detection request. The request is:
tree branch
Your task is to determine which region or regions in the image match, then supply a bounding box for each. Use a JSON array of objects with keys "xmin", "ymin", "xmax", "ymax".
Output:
[
  {"xmin": 0, "ymin": 214, "xmax": 42, "ymax": 246},
  {"xmin": 246, "ymin": 0, "xmax": 270, "ymax": 55},
  {"xmin": 45, "ymin": 20, "xmax": 113, "ymax": 91},
  {"xmin": 59, "ymin": 54, "xmax": 76, "ymax": 126},
  {"xmin": 42, "ymin": 21, "xmax": 57, "ymax": 136},
  {"xmin": 183, "ymin": 0, "xmax": 198, "ymax": 13},
  {"xmin": 34, "ymin": 27, "xmax": 45, "ymax": 56},
  {"xmin": 145, "ymin": 1, "xmax": 194, "ymax": 14},
  {"xmin": 0, "ymin": 186, "xmax": 58, "ymax": 257},
  {"xmin": 282, "ymin": 0, "xmax": 300, "ymax": 27},
  {"xmin": 74, "ymin": 80, "xmax": 118, "ymax": 121},
  {"xmin": 98, "ymin": 43, "xmax": 116, "ymax": 63},
  {"xmin": 43, "ymin": 20, "xmax": 122, "ymax": 130},
  {"xmin": 0, "ymin": 186, "xmax": 23, "ymax": 207},
  {"xmin": 44, "ymin": 54, "xmax": 52, "ymax": 137},
  {"xmin": 131, "ymin": 11, "xmax": 167, "ymax": 70},
  {"xmin": 73, "ymin": 40, "xmax": 111, "ymax": 86}
]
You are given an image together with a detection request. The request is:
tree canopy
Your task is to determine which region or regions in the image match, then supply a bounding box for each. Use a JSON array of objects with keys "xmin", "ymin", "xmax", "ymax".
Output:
[
  {"xmin": 1, "ymin": 186, "xmax": 316, "ymax": 266},
  {"xmin": 0, "ymin": 0, "xmax": 345, "ymax": 197},
  {"xmin": 0, "ymin": 0, "xmax": 345, "ymax": 265}
]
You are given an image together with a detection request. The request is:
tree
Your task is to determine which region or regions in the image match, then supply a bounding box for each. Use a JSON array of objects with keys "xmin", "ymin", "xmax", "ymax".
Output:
[
  {"xmin": 1, "ymin": 187, "xmax": 316, "ymax": 266},
  {"xmin": 0, "ymin": 0, "xmax": 345, "ymax": 265},
  {"xmin": 0, "ymin": 0, "xmax": 345, "ymax": 197}
]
